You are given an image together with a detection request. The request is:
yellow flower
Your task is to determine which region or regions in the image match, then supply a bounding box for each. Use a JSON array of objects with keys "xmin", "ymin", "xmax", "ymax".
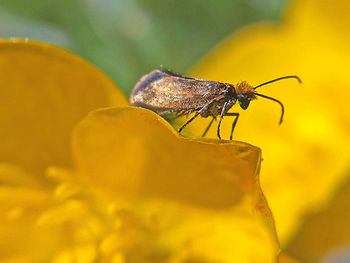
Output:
[
  {"xmin": 3, "ymin": 0, "xmax": 349, "ymax": 261},
  {"xmin": 185, "ymin": 0, "xmax": 350, "ymax": 261},
  {"xmin": 0, "ymin": 39, "xmax": 279, "ymax": 262}
]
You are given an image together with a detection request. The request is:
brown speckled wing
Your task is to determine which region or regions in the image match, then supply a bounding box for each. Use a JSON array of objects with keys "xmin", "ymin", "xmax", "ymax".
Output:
[{"xmin": 130, "ymin": 70, "xmax": 227, "ymax": 115}]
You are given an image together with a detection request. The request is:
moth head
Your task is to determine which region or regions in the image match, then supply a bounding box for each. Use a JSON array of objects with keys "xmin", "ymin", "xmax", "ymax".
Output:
[
  {"xmin": 237, "ymin": 75, "xmax": 301, "ymax": 124},
  {"xmin": 235, "ymin": 81, "xmax": 256, "ymax": 110},
  {"xmin": 237, "ymin": 93, "xmax": 256, "ymax": 110}
]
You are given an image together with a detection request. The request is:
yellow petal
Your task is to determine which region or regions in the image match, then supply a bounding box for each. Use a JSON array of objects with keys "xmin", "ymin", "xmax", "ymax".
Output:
[
  {"xmin": 71, "ymin": 106, "xmax": 279, "ymax": 262},
  {"xmin": 0, "ymin": 163, "xmax": 58, "ymax": 262},
  {"xmin": 0, "ymin": 163, "xmax": 101, "ymax": 262},
  {"xmin": 0, "ymin": 39, "xmax": 127, "ymax": 176},
  {"xmin": 287, "ymin": 0, "xmax": 350, "ymax": 46},
  {"xmin": 189, "ymin": 0, "xmax": 350, "ymax": 247},
  {"xmin": 286, "ymin": 176, "xmax": 350, "ymax": 262},
  {"xmin": 278, "ymin": 253, "xmax": 300, "ymax": 263},
  {"xmin": 72, "ymin": 107, "xmax": 260, "ymax": 205}
]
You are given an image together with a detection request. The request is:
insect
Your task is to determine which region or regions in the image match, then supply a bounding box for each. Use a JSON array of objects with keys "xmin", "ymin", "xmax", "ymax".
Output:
[{"xmin": 130, "ymin": 69, "xmax": 301, "ymax": 140}]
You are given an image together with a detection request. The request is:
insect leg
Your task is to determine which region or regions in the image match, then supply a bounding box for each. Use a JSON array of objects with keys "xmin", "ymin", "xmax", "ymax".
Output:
[
  {"xmin": 224, "ymin": 113, "xmax": 239, "ymax": 140},
  {"xmin": 178, "ymin": 112, "xmax": 200, "ymax": 133},
  {"xmin": 202, "ymin": 117, "xmax": 215, "ymax": 138},
  {"xmin": 178, "ymin": 103, "xmax": 211, "ymax": 134},
  {"xmin": 217, "ymin": 102, "xmax": 229, "ymax": 140}
]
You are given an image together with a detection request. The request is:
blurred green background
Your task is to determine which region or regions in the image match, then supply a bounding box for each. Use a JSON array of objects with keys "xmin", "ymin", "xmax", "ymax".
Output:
[{"xmin": 0, "ymin": 0, "xmax": 287, "ymax": 94}]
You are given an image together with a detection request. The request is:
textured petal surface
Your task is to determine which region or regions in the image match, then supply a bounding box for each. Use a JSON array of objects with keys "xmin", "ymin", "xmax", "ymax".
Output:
[
  {"xmin": 0, "ymin": 163, "xmax": 57, "ymax": 262},
  {"xmin": 0, "ymin": 38, "xmax": 280, "ymax": 262},
  {"xmin": 0, "ymin": 39, "xmax": 127, "ymax": 176},
  {"xmin": 0, "ymin": 38, "xmax": 281, "ymax": 262},
  {"xmin": 188, "ymin": 0, "xmax": 350, "ymax": 250},
  {"xmin": 70, "ymin": 106, "xmax": 279, "ymax": 262}
]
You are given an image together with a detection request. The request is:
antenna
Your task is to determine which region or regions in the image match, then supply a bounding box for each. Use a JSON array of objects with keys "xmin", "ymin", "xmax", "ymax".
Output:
[
  {"xmin": 254, "ymin": 76, "xmax": 301, "ymax": 90},
  {"xmin": 254, "ymin": 92, "xmax": 285, "ymax": 124}
]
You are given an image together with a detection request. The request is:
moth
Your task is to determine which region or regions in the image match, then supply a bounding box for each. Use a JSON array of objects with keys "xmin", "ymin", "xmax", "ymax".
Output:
[{"xmin": 130, "ymin": 69, "xmax": 301, "ymax": 140}]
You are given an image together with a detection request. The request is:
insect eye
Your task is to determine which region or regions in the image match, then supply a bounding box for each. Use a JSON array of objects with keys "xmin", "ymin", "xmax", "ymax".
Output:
[
  {"xmin": 239, "ymin": 99, "xmax": 251, "ymax": 110},
  {"xmin": 237, "ymin": 94, "xmax": 251, "ymax": 110}
]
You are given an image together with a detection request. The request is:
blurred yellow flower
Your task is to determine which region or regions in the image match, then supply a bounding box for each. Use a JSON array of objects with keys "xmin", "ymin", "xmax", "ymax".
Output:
[
  {"xmin": 186, "ymin": 0, "xmax": 350, "ymax": 261},
  {"xmin": 0, "ymin": 40, "xmax": 279, "ymax": 262},
  {"xmin": 2, "ymin": 0, "xmax": 350, "ymax": 261}
]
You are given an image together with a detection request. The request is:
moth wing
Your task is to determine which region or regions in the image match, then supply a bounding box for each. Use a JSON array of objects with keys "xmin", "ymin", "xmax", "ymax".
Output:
[{"xmin": 130, "ymin": 70, "xmax": 226, "ymax": 114}]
